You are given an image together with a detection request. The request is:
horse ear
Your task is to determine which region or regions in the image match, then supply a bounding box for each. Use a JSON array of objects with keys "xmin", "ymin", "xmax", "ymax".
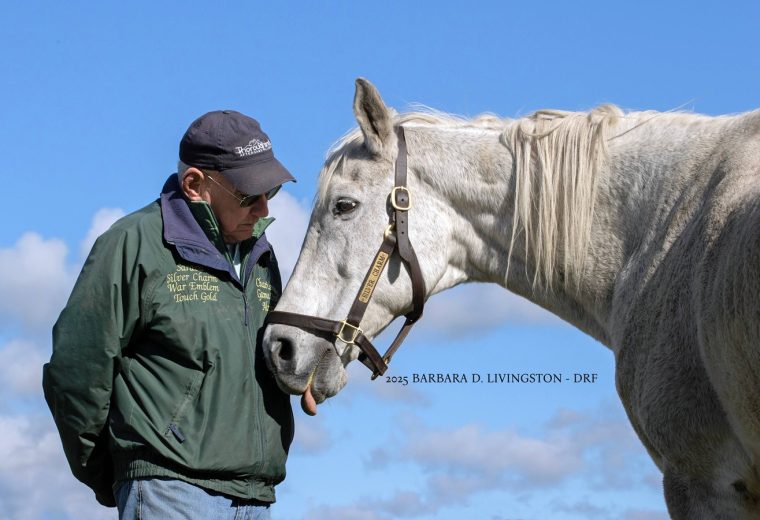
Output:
[{"xmin": 353, "ymin": 78, "xmax": 393, "ymax": 156}]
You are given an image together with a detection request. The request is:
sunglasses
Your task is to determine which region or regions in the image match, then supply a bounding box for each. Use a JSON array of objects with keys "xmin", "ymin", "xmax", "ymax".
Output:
[{"xmin": 206, "ymin": 174, "xmax": 281, "ymax": 207}]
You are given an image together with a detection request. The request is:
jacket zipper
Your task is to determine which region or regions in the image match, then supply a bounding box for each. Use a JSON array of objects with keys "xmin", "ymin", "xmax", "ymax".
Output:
[
  {"xmin": 168, "ymin": 423, "xmax": 186, "ymax": 443},
  {"xmin": 241, "ymin": 253, "xmax": 266, "ymax": 475}
]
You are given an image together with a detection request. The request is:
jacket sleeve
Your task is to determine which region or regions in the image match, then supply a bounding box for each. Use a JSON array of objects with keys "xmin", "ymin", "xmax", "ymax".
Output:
[{"xmin": 42, "ymin": 226, "xmax": 144, "ymax": 507}]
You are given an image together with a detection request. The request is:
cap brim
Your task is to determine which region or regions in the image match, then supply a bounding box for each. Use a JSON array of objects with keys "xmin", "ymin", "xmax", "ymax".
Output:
[{"xmin": 221, "ymin": 156, "xmax": 296, "ymax": 196}]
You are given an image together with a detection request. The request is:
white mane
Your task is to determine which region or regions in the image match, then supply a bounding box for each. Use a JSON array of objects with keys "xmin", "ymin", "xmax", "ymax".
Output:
[
  {"xmin": 504, "ymin": 105, "xmax": 623, "ymax": 289},
  {"xmin": 318, "ymin": 105, "xmax": 628, "ymax": 290}
]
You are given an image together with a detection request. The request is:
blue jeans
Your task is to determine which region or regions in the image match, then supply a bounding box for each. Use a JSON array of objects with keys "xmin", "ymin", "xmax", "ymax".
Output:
[{"xmin": 115, "ymin": 478, "xmax": 272, "ymax": 520}]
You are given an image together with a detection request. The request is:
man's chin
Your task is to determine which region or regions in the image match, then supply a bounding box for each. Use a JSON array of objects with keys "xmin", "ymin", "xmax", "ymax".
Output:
[{"xmin": 223, "ymin": 228, "xmax": 256, "ymax": 243}]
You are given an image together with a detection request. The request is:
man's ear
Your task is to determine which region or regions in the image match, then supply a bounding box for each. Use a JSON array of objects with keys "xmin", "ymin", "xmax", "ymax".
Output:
[{"xmin": 181, "ymin": 167, "xmax": 206, "ymax": 201}]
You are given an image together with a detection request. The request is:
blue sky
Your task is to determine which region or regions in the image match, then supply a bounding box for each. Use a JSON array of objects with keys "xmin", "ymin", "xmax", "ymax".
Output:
[{"xmin": 2, "ymin": 1, "xmax": 759, "ymax": 519}]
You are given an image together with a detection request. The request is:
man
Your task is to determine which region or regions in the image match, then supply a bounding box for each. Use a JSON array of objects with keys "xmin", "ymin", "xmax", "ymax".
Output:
[{"xmin": 43, "ymin": 110, "xmax": 296, "ymax": 519}]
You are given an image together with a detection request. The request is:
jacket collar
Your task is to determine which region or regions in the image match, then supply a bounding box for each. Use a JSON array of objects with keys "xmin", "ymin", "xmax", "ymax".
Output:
[{"xmin": 160, "ymin": 174, "xmax": 273, "ymax": 284}]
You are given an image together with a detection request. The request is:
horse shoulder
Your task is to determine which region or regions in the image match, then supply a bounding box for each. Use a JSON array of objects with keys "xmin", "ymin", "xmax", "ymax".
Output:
[{"xmin": 695, "ymin": 177, "xmax": 760, "ymax": 460}]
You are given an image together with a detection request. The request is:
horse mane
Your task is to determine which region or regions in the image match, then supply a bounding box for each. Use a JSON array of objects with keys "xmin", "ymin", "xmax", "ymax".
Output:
[
  {"xmin": 503, "ymin": 105, "xmax": 623, "ymax": 290},
  {"xmin": 318, "ymin": 104, "xmax": 626, "ymax": 290}
]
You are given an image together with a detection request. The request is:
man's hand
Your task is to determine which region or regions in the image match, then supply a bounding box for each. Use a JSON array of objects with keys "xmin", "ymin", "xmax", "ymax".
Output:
[{"xmin": 95, "ymin": 489, "xmax": 117, "ymax": 508}]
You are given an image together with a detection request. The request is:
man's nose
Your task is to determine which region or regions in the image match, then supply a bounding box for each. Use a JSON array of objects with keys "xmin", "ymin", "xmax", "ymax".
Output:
[{"xmin": 249, "ymin": 195, "xmax": 269, "ymax": 217}]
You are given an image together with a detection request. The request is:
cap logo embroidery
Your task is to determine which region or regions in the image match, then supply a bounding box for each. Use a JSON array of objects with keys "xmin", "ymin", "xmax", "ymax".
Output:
[{"xmin": 235, "ymin": 138, "xmax": 272, "ymax": 157}]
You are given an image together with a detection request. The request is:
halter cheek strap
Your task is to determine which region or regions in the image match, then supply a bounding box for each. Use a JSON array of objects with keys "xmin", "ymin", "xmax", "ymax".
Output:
[{"xmin": 266, "ymin": 126, "xmax": 426, "ymax": 379}]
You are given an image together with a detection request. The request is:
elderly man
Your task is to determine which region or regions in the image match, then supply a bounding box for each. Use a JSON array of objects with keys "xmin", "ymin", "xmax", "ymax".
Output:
[{"xmin": 43, "ymin": 110, "xmax": 295, "ymax": 519}]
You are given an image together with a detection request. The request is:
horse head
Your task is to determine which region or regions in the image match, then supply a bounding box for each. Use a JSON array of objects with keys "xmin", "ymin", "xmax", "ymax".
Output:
[{"xmin": 263, "ymin": 79, "xmax": 456, "ymax": 414}]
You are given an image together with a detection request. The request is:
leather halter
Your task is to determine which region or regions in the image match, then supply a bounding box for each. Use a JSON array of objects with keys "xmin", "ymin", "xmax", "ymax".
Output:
[{"xmin": 266, "ymin": 126, "xmax": 426, "ymax": 379}]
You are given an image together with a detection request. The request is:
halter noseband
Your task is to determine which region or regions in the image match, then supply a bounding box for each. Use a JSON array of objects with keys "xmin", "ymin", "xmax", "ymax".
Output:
[{"xmin": 266, "ymin": 126, "xmax": 426, "ymax": 379}]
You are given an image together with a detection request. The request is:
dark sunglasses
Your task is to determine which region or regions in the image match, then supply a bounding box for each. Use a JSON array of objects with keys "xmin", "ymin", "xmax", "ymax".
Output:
[{"xmin": 206, "ymin": 174, "xmax": 281, "ymax": 207}]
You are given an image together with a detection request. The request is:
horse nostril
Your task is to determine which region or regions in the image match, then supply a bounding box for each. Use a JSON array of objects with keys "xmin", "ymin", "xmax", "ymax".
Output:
[{"xmin": 276, "ymin": 337, "xmax": 295, "ymax": 362}]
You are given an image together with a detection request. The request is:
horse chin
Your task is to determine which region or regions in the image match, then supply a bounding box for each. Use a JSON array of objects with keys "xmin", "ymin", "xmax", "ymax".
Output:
[
  {"xmin": 300, "ymin": 351, "xmax": 347, "ymax": 415},
  {"xmin": 270, "ymin": 344, "xmax": 348, "ymax": 416}
]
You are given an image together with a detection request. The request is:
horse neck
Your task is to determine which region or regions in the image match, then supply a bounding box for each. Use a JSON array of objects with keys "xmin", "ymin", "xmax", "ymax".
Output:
[
  {"xmin": 410, "ymin": 113, "xmax": 739, "ymax": 345},
  {"xmin": 409, "ymin": 123, "xmax": 608, "ymax": 342}
]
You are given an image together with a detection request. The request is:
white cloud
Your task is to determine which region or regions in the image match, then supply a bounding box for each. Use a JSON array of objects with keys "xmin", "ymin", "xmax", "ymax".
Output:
[
  {"xmin": 266, "ymin": 192, "xmax": 311, "ymax": 282},
  {"xmin": 551, "ymin": 498, "xmax": 611, "ymax": 518},
  {"xmin": 0, "ymin": 208, "xmax": 125, "ymax": 336},
  {"xmin": 0, "ymin": 414, "xmax": 114, "ymax": 520},
  {"xmin": 545, "ymin": 404, "xmax": 649, "ymax": 490},
  {"xmin": 307, "ymin": 403, "xmax": 665, "ymax": 519},
  {"xmin": 0, "ymin": 339, "xmax": 47, "ymax": 397},
  {"xmin": 304, "ymin": 504, "xmax": 391, "ymax": 520},
  {"xmin": 418, "ymin": 282, "xmax": 563, "ymax": 338},
  {"xmin": 365, "ymin": 491, "xmax": 431, "ymax": 518},
  {"xmin": 371, "ymin": 491, "xmax": 428, "ymax": 517},
  {"xmin": 643, "ymin": 471, "xmax": 663, "ymax": 491},
  {"xmin": 292, "ymin": 414, "xmax": 332, "ymax": 455},
  {"xmin": 79, "ymin": 207, "xmax": 125, "ymax": 260},
  {"xmin": 0, "ymin": 232, "xmax": 76, "ymax": 331},
  {"xmin": 403, "ymin": 423, "xmax": 582, "ymax": 485},
  {"xmin": 339, "ymin": 362, "xmax": 431, "ymax": 408}
]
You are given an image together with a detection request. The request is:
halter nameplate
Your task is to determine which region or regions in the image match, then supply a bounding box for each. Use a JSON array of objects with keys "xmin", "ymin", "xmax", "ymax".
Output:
[{"xmin": 359, "ymin": 251, "xmax": 389, "ymax": 303}]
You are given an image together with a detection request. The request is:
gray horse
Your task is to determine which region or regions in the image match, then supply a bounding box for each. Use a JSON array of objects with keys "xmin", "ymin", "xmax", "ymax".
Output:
[{"xmin": 264, "ymin": 78, "xmax": 760, "ymax": 518}]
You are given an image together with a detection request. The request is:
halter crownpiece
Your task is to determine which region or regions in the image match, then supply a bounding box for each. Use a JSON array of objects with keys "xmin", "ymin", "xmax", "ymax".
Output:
[{"xmin": 266, "ymin": 126, "xmax": 426, "ymax": 379}]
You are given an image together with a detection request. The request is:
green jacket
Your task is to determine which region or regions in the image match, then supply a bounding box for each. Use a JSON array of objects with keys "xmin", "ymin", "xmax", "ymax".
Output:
[{"xmin": 42, "ymin": 175, "xmax": 294, "ymax": 506}]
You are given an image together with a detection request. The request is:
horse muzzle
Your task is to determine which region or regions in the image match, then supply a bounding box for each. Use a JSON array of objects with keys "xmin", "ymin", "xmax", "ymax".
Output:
[{"xmin": 263, "ymin": 325, "xmax": 347, "ymax": 413}]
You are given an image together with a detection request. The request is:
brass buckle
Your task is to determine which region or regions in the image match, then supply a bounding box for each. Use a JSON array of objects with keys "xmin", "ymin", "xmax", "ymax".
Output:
[
  {"xmin": 337, "ymin": 320, "xmax": 363, "ymax": 345},
  {"xmin": 391, "ymin": 186, "xmax": 412, "ymax": 211}
]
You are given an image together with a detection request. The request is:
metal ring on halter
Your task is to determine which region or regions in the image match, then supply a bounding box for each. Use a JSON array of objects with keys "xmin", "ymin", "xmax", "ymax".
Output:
[
  {"xmin": 337, "ymin": 320, "xmax": 363, "ymax": 345},
  {"xmin": 384, "ymin": 224, "xmax": 395, "ymax": 239}
]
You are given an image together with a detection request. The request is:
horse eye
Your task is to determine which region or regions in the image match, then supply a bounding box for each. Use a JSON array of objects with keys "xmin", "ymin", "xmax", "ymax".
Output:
[{"xmin": 334, "ymin": 198, "xmax": 358, "ymax": 215}]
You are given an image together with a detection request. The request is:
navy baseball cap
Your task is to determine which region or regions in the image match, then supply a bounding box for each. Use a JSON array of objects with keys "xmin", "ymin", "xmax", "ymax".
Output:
[{"xmin": 179, "ymin": 110, "xmax": 295, "ymax": 195}]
